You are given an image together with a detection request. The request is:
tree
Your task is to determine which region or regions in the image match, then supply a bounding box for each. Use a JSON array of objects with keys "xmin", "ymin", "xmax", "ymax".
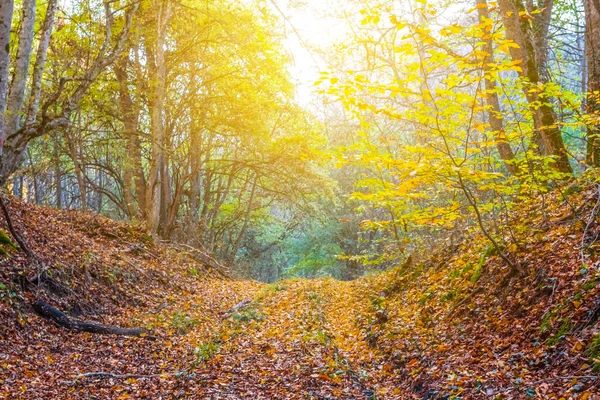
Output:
[
  {"xmin": 5, "ymin": 0, "xmax": 36, "ymax": 138},
  {"xmin": 585, "ymin": 0, "xmax": 600, "ymax": 166},
  {"xmin": 0, "ymin": 0, "xmax": 139, "ymax": 185},
  {"xmin": 476, "ymin": 0, "xmax": 519, "ymax": 176},
  {"xmin": 0, "ymin": 0, "xmax": 13, "ymax": 148},
  {"xmin": 497, "ymin": 0, "xmax": 572, "ymax": 173},
  {"xmin": 145, "ymin": 0, "xmax": 172, "ymax": 235}
]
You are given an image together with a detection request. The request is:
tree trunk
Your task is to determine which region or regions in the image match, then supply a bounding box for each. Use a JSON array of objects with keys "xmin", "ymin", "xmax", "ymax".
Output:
[
  {"xmin": 146, "ymin": 0, "xmax": 171, "ymax": 235},
  {"xmin": 585, "ymin": 0, "xmax": 600, "ymax": 166},
  {"xmin": 5, "ymin": 0, "xmax": 36, "ymax": 138},
  {"xmin": 476, "ymin": 0, "xmax": 519, "ymax": 175},
  {"xmin": 25, "ymin": 0, "xmax": 57, "ymax": 129},
  {"xmin": 497, "ymin": 0, "xmax": 572, "ymax": 174},
  {"xmin": 0, "ymin": 0, "xmax": 14, "ymax": 152},
  {"xmin": 159, "ymin": 130, "xmax": 172, "ymax": 233},
  {"xmin": 53, "ymin": 134, "xmax": 61, "ymax": 209},
  {"xmin": 115, "ymin": 55, "xmax": 145, "ymax": 218},
  {"xmin": 65, "ymin": 122, "xmax": 87, "ymax": 210},
  {"xmin": 189, "ymin": 126, "xmax": 202, "ymax": 222},
  {"xmin": 12, "ymin": 176, "xmax": 23, "ymax": 198}
]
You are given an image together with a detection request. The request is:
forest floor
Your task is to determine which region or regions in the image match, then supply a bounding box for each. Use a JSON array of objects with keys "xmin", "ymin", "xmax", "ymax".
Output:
[{"xmin": 2, "ymin": 181, "xmax": 600, "ymax": 399}]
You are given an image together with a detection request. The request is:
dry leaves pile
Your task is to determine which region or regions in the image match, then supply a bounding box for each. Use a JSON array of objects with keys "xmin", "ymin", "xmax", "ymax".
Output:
[{"xmin": 1, "ymin": 184, "xmax": 600, "ymax": 399}]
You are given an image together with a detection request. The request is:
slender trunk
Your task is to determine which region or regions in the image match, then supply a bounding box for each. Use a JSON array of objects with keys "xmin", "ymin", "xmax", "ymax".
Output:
[
  {"xmin": 115, "ymin": 55, "xmax": 144, "ymax": 217},
  {"xmin": 65, "ymin": 122, "xmax": 87, "ymax": 209},
  {"xmin": 25, "ymin": 0, "xmax": 58, "ymax": 128},
  {"xmin": 132, "ymin": 39, "xmax": 147, "ymax": 213},
  {"xmin": 6, "ymin": 0, "xmax": 36, "ymax": 137},
  {"xmin": 53, "ymin": 134, "xmax": 61, "ymax": 209},
  {"xmin": 33, "ymin": 175, "xmax": 40, "ymax": 204},
  {"xmin": 227, "ymin": 175, "xmax": 258, "ymax": 265},
  {"xmin": 159, "ymin": 129, "xmax": 172, "ymax": 231},
  {"xmin": 96, "ymin": 165, "xmax": 104, "ymax": 213},
  {"xmin": 585, "ymin": 0, "xmax": 600, "ymax": 166},
  {"xmin": 497, "ymin": 0, "xmax": 572, "ymax": 174},
  {"xmin": 477, "ymin": 0, "xmax": 519, "ymax": 175},
  {"xmin": 12, "ymin": 177, "xmax": 22, "ymax": 198},
  {"xmin": 189, "ymin": 127, "xmax": 202, "ymax": 221},
  {"xmin": 146, "ymin": 0, "xmax": 171, "ymax": 235},
  {"xmin": 165, "ymin": 171, "xmax": 184, "ymax": 238},
  {"xmin": 26, "ymin": 148, "xmax": 39, "ymax": 204},
  {"xmin": 0, "ymin": 0, "xmax": 14, "ymax": 152}
]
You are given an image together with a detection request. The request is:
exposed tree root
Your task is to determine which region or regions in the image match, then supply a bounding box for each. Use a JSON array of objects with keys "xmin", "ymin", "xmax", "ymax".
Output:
[{"xmin": 33, "ymin": 299, "xmax": 153, "ymax": 339}]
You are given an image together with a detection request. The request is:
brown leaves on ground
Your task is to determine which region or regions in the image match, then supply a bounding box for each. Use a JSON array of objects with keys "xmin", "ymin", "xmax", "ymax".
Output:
[{"xmin": 2, "ymin": 186, "xmax": 600, "ymax": 399}]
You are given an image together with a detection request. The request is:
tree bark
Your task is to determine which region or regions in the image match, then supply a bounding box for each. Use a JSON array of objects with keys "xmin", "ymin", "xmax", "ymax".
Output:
[
  {"xmin": 115, "ymin": 55, "xmax": 145, "ymax": 218},
  {"xmin": 146, "ymin": 0, "xmax": 171, "ymax": 235},
  {"xmin": 65, "ymin": 119, "xmax": 87, "ymax": 209},
  {"xmin": 0, "ymin": 0, "xmax": 14, "ymax": 151},
  {"xmin": 585, "ymin": 0, "xmax": 600, "ymax": 166},
  {"xmin": 25, "ymin": 0, "xmax": 58, "ymax": 129},
  {"xmin": 189, "ymin": 125, "xmax": 202, "ymax": 222},
  {"xmin": 5, "ymin": 0, "xmax": 36, "ymax": 138},
  {"xmin": 476, "ymin": 0, "xmax": 519, "ymax": 175},
  {"xmin": 53, "ymin": 134, "xmax": 62, "ymax": 209},
  {"xmin": 497, "ymin": 0, "xmax": 572, "ymax": 174}
]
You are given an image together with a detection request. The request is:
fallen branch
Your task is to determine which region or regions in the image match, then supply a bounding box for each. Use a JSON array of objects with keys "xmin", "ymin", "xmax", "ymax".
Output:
[
  {"xmin": 220, "ymin": 299, "xmax": 251, "ymax": 318},
  {"xmin": 531, "ymin": 375, "xmax": 598, "ymax": 384},
  {"xmin": 28, "ymin": 272, "xmax": 78, "ymax": 298},
  {"xmin": 61, "ymin": 371, "xmax": 164, "ymax": 385},
  {"xmin": 148, "ymin": 301, "xmax": 169, "ymax": 314},
  {"xmin": 77, "ymin": 371, "xmax": 161, "ymax": 379},
  {"xmin": 33, "ymin": 299, "xmax": 153, "ymax": 338}
]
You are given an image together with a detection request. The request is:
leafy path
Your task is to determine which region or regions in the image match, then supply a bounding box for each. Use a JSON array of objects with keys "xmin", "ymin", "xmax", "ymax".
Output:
[
  {"xmin": 4, "ymin": 188, "xmax": 600, "ymax": 399},
  {"xmin": 185, "ymin": 279, "xmax": 380, "ymax": 399},
  {"xmin": 3, "ymin": 276, "xmax": 391, "ymax": 399}
]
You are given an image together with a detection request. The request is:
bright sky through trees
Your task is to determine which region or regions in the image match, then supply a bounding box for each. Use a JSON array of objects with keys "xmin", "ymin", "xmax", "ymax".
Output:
[{"xmin": 267, "ymin": 0, "xmax": 348, "ymax": 105}]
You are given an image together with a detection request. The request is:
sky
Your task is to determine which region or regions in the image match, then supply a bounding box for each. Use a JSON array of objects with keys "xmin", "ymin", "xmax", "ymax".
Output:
[{"xmin": 266, "ymin": 0, "xmax": 349, "ymax": 106}]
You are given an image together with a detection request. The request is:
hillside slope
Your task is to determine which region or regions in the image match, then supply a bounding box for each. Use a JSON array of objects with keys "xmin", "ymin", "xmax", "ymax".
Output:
[{"xmin": 1, "ymin": 182, "xmax": 600, "ymax": 399}]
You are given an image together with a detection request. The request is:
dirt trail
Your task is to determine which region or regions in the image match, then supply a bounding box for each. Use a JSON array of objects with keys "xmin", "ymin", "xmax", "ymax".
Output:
[
  {"xmin": 3, "ymin": 277, "xmax": 395, "ymax": 399},
  {"xmin": 187, "ymin": 279, "xmax": 383, "ymax": 399},
  {"xmin": 4, "ymin": 188, "xmax": 600, "ymax": 399}
]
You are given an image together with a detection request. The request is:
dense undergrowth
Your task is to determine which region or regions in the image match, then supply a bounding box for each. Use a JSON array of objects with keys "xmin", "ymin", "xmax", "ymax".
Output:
[{"xmin": 1, "ymin": 179, "xmax": 600, "ymax": 398}]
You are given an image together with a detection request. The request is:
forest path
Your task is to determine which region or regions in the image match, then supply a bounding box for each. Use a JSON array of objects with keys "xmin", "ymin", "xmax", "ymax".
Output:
[
  {"xmin": 4, "ymin": 277, "xmax": 402, "ymax": 399},
  {"xmin": 185, "ymin": 278, "xmax": 397, "ymax": 399}
]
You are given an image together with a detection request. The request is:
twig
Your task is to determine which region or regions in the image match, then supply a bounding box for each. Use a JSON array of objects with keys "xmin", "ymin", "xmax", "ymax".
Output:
[
  {"xmin": 220, "ymin": 299, "xmax": 251, "ymax": 319},
  {"xmin": 580, "ymin": 184, "xmax": 600, "ymax": 264},
  {"xmin": 148, "ymin": 302, "xmax": 169, "ymax": 314},
  {"xmin": 61, "ymin": 371, "xmax": 165, "ymax": 384},
  {"xmin": 531, "ymin": 375, "xmax": 599, "ymax": 384},
  {"xmin": 76, "ymin": 371, "xmax": 162, "ymax": 379}
]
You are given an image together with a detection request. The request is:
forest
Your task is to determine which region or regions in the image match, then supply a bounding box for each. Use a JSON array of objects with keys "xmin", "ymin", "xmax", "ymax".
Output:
[{"xmin": 1, "ymin": 0, "xmax": 600, "ymax": 398}]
